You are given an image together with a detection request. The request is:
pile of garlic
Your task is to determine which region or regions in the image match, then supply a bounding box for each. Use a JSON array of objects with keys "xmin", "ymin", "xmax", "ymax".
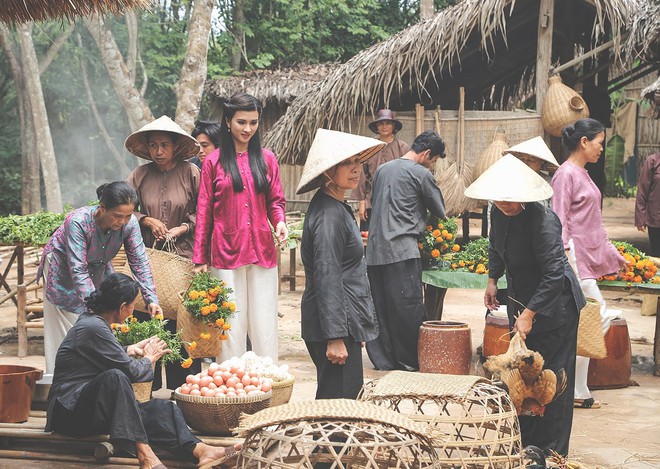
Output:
[{"xmin": 218, "ymin": 352, "xmax": 293, "ymax": 383}]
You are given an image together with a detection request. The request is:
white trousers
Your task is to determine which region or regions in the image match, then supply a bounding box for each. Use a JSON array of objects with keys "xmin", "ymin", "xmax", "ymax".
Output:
[
  {"xmin": 568, "ymin": 240, "xmax": 622, "ymax": 399},
  {"xmin": 42, "ymin": 254, "xmax": 79, "ymax": 374},
  {"xmin": 210, "ymin": 264, "xmax": 279, "ymax": 363}
]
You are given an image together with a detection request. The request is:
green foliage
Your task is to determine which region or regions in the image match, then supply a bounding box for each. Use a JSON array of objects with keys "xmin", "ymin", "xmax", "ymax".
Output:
[
  {"xmin": 183, "ymin": 272, "xmax": 236, "ymax": 333},
  {"xmin": 604, "ymin": 135, "xmax": 625, "ymax": 197},
  {"xmin": 0, "ymin": 209, "xmax": 69, "ymax": 245},
  {"xmin": 451, "ymin": 237, "xmax": 489, "ymax": 272},
  {"xmin": 112, "ymin": 316, "xmax": 183, "ymax": 365}
]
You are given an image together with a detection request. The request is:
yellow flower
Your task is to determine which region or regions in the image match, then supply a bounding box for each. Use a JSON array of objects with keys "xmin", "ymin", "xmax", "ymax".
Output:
[
  {"xmin": 451, "ymin": 244, "xmax": 460, "ymax": 252},
  {"xmin": 154, "ymin": 314, "xmax": 164, "ymax": 321},
  {"xmin": 188, "ymin": 341, "xmax": 197, "ymax": 351},
  {"xmin": 202, "ymin": 298, "xmax": 210, "ymax": 305},
  {"xmin": 120, "ymin": 324, "xmax": 130, "ymax": 334},
  {"xmin": 127, "ymin": 315, "xmax": 137, "ymax": 323},
  {"xmin": 435, "ymin": 236, "xmax": 443, "ymax": 243},
  {"xmin": 200, "ymin": 332, "xmax": 211, "ymax": 340},
  {"xmin": 431, "ymin": 249, "xmax": 440, "ymax": 258},
  {"xmin": 201, "ymin": 306, "xmax": 211, "ymax": 316},
  {"xmin": 188, "ymin": 290, "xmax": 199, "ymax": 300},
  {"xmin": 221, "ymin": 301, "xmax": 230, "ymax": 309},
  {"xmin": 441, "ymin": 230, "xmax": 449, "ymax": 237},
  {"xmin": 432, "ymin": 229, "xmax": 441, "ymax": 237},
  {"xmin": 437, "ymin": 223, "xmax": 444, "ymax": 229},
  {"xmin": 220, "ymin": 334, "xmax": 228, "ymax": 341},
  {"xmin": 221, "ymin": 322, "xmax": 231, "ymax": 331},
  {"xmin": 181, "ymin": 357, "xmax": 193, "ymax": 368},
  {"xmin": 216, "ymin": 318, "xmax": 225, "ymax": 327},
  {"xmin": 228, "ymin": 302, "xmax": 236, "ymax": 312},
  {"xmin": 445, "ymin": 233, "xmax": 453, "ymax": 240},
  {"xmin": 209, "ymin": 303, "xmax": 218, "ymax": 312},
  {"xmin": 111, "ymin": 323, "xmax": 119, "ymax": 330}
]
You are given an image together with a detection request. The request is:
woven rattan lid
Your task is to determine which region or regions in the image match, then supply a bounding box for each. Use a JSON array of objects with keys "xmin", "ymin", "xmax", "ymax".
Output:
[
  {"xmin": 296, "ymin": 129, "xmax": 386, "ymax": 194},
  {"xmin": 464, "ymin": 154, "xmax": 553, "ymax": 203},
  {"xmin": 236, "ymin": 398, "xmax": 428, "ymax": 438},
  {"xmin": 363, "ymin": 371, "xmax": 488, "ymax": 401}
]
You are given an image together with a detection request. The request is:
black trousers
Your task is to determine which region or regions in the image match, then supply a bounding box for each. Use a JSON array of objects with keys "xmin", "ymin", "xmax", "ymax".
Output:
[
  {"xmin": 366, "ymin": 258, "xmax": 424, "ymax": 371},
  {"xmin": 305, "ymin": 338, "xmax": 364, "ymax": 399},
  {"xmin": 50, "ymin": 369, "xmax": 200, "ymax": 460},
  {"xmin": 359, "ymin": 208, "xmax": 372, "ymax": 232},
  {"xmin": 648, "ymin": 226, "xmax": 660, "ymax": 257},
  {"xmin": 133, "ymin": 311, "xmax": 202, "ymax": 390},
  {"xmin": 518, "ymin": 294, "xmax": 579, "ymax": 456}
]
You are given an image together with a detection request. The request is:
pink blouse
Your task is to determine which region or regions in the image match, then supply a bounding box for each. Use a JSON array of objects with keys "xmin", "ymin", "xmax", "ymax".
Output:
[
  {"xmin": 193, "ymin": 148, "xmax": 286, "ymax": 269},
  {"xmin": 551, "ymin": 161, "xmax": 625, "ymax": 279}
]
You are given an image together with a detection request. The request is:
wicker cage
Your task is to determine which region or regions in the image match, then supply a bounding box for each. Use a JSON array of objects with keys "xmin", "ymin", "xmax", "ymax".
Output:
[
  {"xmin": 236, "ymin": 399, "xmax": 439, "ymax": 468},
  {"xmin": 174, "ymin": 390, "xmax": 271, "ymax": 436},
  {"xmin": 359, "ymin": 371, "xmax": 523, "ymax": 468},
  {"xmin": 269, "ymin": 376, "xmax": 295, "ymax": 407},
  {"xmin": 132, "ymin": 381, "xmax": 152, "ymax": 403}
]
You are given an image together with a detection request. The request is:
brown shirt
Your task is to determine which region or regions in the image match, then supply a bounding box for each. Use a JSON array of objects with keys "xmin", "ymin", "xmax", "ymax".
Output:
[
  {"xmin": 127, "ymin": 160, "xmax": 200, "ymax": 259},
  {"xmin": 352, "ymin": 137, "xmax": 410, "ymax": 209},
  {"xmin": 635, "ymin": 153, "xmax": 660, "ymax": 229}
]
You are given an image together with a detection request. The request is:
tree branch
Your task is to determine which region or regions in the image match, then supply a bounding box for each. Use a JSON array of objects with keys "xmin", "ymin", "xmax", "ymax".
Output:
[{"xmin": 38, "ymin": 25, "xmax": 74, "ymax": 75}]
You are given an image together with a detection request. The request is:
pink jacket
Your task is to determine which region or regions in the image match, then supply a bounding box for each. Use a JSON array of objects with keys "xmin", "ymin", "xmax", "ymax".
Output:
[
  {"xmin": 193, "ymin": 148, "xmax": 286, "ymax": 269},
  {"xmin": 551, "ymin": 161, "xmax": 625, "ymax": 279}
]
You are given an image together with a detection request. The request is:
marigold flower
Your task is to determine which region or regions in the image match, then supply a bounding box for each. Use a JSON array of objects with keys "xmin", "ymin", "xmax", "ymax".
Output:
[
  {"xmin": 202, "ymin": 298, "xmax": 210, "ymax": 305},
  {"xmin": 458, "ymin": 261, "xmax": 465, "ymax": 267},
  {"xmin": 188, "ymin": 290, "xmax": 199, "ymax": 300},
  {"xmin": 427, "ymin": 225, "xmax": 433, "ymax": 231},
  {"xmin": 111, "ymin": 323, "xmax": 119, "ymax": 330},
  {"xmin": 221, "ymin": 301, "xmax": 230, "ymax": 309},
  {"xmin": 445, "ymin": 233, "xmax": 453, "ymax": 240},
  {"xmin": 200, "ymin": 332, "xmax": 211, "ymax": 340},
  {"xmin": 201, "ymin": 306, "xmax": 211, "ymax": 316},
  {"xmin": 475, "ymin": 264, "xmax": 486, "ymax": 274},
  {"xmin": 130, "ymin": 316, "xmax": 138, "ymax": 323},
  {"xmin": 441, "ymin": 230, "xmax": 449, "ymax": 237},
  {"xmin": 435, "ymin": 236, "xmax": 443, "ymax": 243},
  {"xmin": 652, "ymin": 276, "xmax": 660, "ymax": 284},
  {"xmin": 120, "ymin": 324, "xmax": 130, "ymax": 334},
  {"xmin": 219, "ymin": 334, "xmax": 228, "ymax": 341},
  {"xmin": 468, "ymin": 265, "xmax": 474, "ymax": 271},
  {"xmin": 431, "ymin": 249, "xmax": 440, "ymax": 258},
  {"xmin": 451, "ymin": 244, "xmax": 460, "ymax": 252},
  {"xmin": 222, "ymin": 322, "xmax": 231, "ymax": 331},
  {"xmin": 215, "ymin": 318, "xmax": 225, "ymax": 327},
  {"xmin": 633, "ymin": 275, "xmax": 643, "ymax": 283},
  {"xmin": 438, "ymin": 223, "xmax": 444, "ymax": 229},
  {"xmin": 209, "ymin": 303, "xmax": 218, "ymax": 312},
  {"xmin": 451, "ymin": 263, "xmax": 457, "ymax": 269},
  {"xmin": 228, "ymin": 302, "xmax": 236, "ymax": 312},
  {"xmin": 432, "ymin": 229, "xmax": 441, "ymax": 237},
  {"xmin": 181, "ymin": 357, "xmax": 193, "ymax": 368},
  {"xmin": 188, "ymin": 341, "xmax": 197, "ymax": 351},
  {"xmin": 154, "ymin": 314, "xmax": 164, "ymax": 321}
]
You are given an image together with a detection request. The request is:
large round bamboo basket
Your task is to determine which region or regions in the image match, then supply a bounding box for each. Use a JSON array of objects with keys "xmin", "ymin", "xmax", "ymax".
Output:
[
  {"xmin": 474, "ymin": 131, "xmax": 508, "ymax": 180},
  {"xmin": 176, "ymin": 293, "xmax": 221, "ymax": 359},
  {"xmin": 541, "ymin": 75, "xmax": 590, "ymax": 137},
  {"xmin": 269, "ymin": 376, "xmax": 295, "ymax": 407}
]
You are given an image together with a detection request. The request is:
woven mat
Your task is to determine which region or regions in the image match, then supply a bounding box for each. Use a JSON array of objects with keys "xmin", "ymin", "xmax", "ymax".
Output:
[
  {"xmin": 237, "ymin": 399, "xmax": 428, "ymax": 438},
  {"xmin": 365, "ymin": 371, "xmax": 488, "ymax": 400}
]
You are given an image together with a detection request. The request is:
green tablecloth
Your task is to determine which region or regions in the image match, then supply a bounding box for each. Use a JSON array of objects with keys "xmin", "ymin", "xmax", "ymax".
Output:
[
  {"xmin": 597, "ymin": 280, "xmax": 660, "ymax": 293},
  {"xmin": 422, "ymin": 270, "xmax": 506, "ymax": 290}
]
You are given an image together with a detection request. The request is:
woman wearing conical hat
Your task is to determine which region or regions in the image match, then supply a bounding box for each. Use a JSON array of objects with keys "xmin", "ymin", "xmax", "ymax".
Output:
[
  {"xmin": 465, "ymin": 154, "xmax": 584, "ymax": 456},
  {"xmin": 297, "ymin": 129, "xmax": 384, "ymax": 399}
]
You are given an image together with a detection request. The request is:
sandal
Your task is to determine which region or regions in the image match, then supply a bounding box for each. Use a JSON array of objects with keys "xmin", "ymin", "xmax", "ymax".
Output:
[
  {"xmin": 574, "ymin": 398, "xmax": 601, "ymax": 409},
  {"xmin": 199, "ymin": 445, "xmax": 240, "ymax": 469}
]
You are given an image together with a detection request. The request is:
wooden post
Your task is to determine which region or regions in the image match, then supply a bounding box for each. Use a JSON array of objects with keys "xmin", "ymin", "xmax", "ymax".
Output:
[
  {"xmin": 535, "ymin": 0, "xmax": 555, "ymax": 113},
  {"xmin": 415, "ymin": 104, "xmax": 425, "ymax": 136},
  {"xmin": 17, "ymin": 283, "xmax": 27, "ymax": 357}
]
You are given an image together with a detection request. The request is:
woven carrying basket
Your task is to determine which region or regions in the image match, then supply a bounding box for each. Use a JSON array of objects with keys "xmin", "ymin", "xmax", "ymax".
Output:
[
  {"xmin": 176, "ymin": 293, "xmax": 222, "ymax": 359},
  {"xmin": 269, "ymin": 376, "xmax": 294, "ymax": 407},
  {"xmin": 174, "ymin": 390, "xmax": 271, "ymax": 435},
  {"xmin": 474, "ymin": 131, "xmax": 508, "ymax": 180},
  {"xmin": 577, "ymin": 298, "xmax": 607, "ymax": 359},
  {"xmin": 541, "ymin": 75, "xmax": 590, "ymax": 137},
  {"xmin": 132, "ymin": 381, "xmax": 152, "ymax": 403},
  {"xmin": 113, "ymin": 247, "xmax": 193, "ymax": 320}
]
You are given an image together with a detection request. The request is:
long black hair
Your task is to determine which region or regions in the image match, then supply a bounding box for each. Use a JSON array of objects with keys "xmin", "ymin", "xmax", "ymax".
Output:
[
  {"xmin": 85, "ymin": 273, "xmax": 139, "ymax": 314},
  {"xmin": 562, "ymin": 118, "xmax": 605, "ymax": 152},
  {"xmin": 192, "ymin": 121, "xmax": 222, "ymax": 148},
  {"xmin": 96, "ymin": 181, "xmax": 139, "ymax": 209},
  {"xmin": 219, "ymin": 93, "xmax": 269, "ymax": 193}
]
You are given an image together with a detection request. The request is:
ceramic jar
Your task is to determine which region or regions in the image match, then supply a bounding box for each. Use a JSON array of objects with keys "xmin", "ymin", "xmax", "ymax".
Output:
[{"xmin": 418, "ymin": 320, "xmax": 472, "ymax": 374}]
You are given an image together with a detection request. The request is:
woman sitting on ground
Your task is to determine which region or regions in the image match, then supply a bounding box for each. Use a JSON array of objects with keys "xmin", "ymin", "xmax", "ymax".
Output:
[{"xmin": 45, "ymin": 273, "xmax": 240, "ymax": 469}]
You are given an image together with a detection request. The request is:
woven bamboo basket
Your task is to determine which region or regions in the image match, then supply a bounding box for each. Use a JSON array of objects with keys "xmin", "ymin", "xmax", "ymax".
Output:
[
  {"xmin": 112, "ymin": 247, "xmax": 193, "ymax": 320},
  {"xmin": 541, "ymin": 75, "xmax": 590, "ymax": 137},
  {"xmin": 359, "ymin": 371, "xmax": 523, "ymax": 468},
  {"xmin": 174, "ymin": 390, "xmax": 271, "ymax": 435},
  {"xmin": 132, "ymin": 381, "xmax": 152, "ymax": 403},
  {"xmin": 474, "ymin": 131, "xmax": 508, "ymax": 181},
  {"xmin": 176, "ymin": 294, "xmax": 222, "ymax": 359},
  {"xmin": 269, "ymin": 376, "xmax": 295, "ymax": 407},
  {"xmin": 577, "ymin": 297, "xmax": 607, "ymax": 359},
  {"xmin": 235, "ymin": 399, "xmax": 438, "ymax": 468}
]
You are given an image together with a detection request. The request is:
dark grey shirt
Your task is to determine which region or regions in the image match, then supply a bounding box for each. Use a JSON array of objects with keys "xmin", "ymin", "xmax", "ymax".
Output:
[
  {"xmin": 366, "ymin": 158, "xmax": 446, "ymax": 266},
  {"xmin": 46, "ymin": 312, "xmax": 153, "ymax": 431},
  {"xmin": 300, "ymin": 192, "xmax": 378, "ymax": 343}
]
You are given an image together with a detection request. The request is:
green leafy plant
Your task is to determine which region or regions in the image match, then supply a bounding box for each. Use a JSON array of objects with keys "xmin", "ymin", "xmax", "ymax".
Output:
[
  {"xmin": 112, "ymin": 315, "xmax": 183, "ymax": 365},
  {"xmin": 449, "ymin": 237, "xmax": 489, "ymax": 274},
  {"xmin": 182, "ymin": 272, "xmax": 236, "ymax": 338},
  {"xmin": 418, "ymin": 216, "xmax": 459, "ymax": 268},
  {"xmin": 0, "ymin": 209, "xmax": 69, "ymax": 245}
]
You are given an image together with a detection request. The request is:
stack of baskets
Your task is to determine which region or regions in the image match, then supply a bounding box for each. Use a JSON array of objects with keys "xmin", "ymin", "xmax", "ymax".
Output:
[{"xmin": 174, "ymin": 390, "xmax": 272, "ymax": 435}]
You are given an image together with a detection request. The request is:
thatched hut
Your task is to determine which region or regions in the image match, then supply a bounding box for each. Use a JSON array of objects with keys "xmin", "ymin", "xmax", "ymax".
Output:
[
  {"xmin": 642, "ymin": 77, "xmax": 660, "ymax": 119},
  {"xmin": 264, "ymin": 0, "xmax": 658, "ymax": 214},
  {"xmin": 206, "ymin": 64, "xmax": 335, "ymax": 133},
  {"xmin": 1, "ymin": 0, "xmax": 150, "ymax": 23}
]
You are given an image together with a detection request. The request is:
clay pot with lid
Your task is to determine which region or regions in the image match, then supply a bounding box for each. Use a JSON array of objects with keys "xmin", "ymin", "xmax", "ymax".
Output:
[{"xmin": 418, "ymin": 320, "xmax": 472, "ymax": 374}]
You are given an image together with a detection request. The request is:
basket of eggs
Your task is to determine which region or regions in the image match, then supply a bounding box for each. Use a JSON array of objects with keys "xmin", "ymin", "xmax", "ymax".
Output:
[{"xmin": 174, "ymin": 361, "xmax": 272, "ymax": 435}]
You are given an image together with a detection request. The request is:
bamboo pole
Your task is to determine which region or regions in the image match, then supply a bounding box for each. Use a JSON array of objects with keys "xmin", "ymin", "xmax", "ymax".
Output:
[{"xmin": 535, "ymin": 0, "xmax": 554, "ymax": 113}]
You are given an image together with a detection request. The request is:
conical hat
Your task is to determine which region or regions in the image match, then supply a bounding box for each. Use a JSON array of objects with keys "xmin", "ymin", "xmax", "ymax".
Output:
[
  {"xmin": 464, "ymin": 154, "xmax": 553, "ymax": 202},
  {"xmin": 296, "ymin": 129, "xmax": 386, "ymax": 194},
  {"xmin": 124, "ymin": 116, "xmax": 200, "ymax": 160},
  {"xmin": 505, "ymin": 136, "xmax": 559, "ymax": 169}
]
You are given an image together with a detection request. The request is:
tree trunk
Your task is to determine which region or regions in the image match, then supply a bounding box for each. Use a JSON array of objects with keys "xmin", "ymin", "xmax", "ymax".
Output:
[
  {"xmin": 38, "ymin": 26, "xmax": 73, "ymax": 76},
  {"xmin": 175, "ymin": 0, "xmax": 214, "ymax": 132},
  {"xmin": 125, "ymin": 10, "xmax": 138, "ymax": 81},
  {"xmin": 84, "ymin": 15, "xmax": 153, "ymax": 131},
  {"xmin": 420, "ymin": 0, "xmax": 434, "ymax": 21},
  {"xmin": 17, "ymin": 23, "xmax": 62, "ymax": 212},
  {"xmin": 230, "ymin": 0, "xmax": 245, "ymax": 70}
]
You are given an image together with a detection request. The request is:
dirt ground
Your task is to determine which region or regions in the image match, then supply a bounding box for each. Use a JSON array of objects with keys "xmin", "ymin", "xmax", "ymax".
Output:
[{"xmin": 1, "ymin": 197, "xmax": 659, "ymax": 468}]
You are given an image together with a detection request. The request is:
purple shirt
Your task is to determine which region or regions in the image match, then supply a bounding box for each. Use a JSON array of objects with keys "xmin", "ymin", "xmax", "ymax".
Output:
[
  {"xmin": 37, "ymin": 206, "xmax": 158, "ymax": 314},
  {"xmin": 193, "ymin": 148, "xmax": 286, "ymax": 269},
  {"xmin": 551, "ymin": 162, "xmax": 625, "ymax": 279}
]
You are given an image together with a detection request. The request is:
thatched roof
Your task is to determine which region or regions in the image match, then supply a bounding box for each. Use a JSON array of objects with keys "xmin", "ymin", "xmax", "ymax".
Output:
[
  {"xmin": 642, "ymin": 76, "xmax": 660, "ymax": 118},
  {"xmin": 1, "ymin": 0, "xmax": 151, "ymax": 24},
  {"xmin": 624, "ymin": 0, "xmax": 660, "ymax": 64},
  {"xmin": 264, "ymin": 0, "xmax": 645, "ymax": 165},
  {"xmin": 207, "ymin": 64, "xmax": 335, "ymax": 107}
]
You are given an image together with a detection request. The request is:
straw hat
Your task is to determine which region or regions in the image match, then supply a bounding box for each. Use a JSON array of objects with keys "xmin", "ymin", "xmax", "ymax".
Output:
[
  {"xmin": 504, "ymin": 136, "xmax": 559, "ymax": 169},
  {"xmin": 464, "ymin": 154, "xmax": 553, "ymax": 202},
  {"xmin": 296, "ymin": 129, "xmax": 386, "ymax": 194},
  {"xmin": 368, "ymin": 109, "xmax": 403, "ymax": 134},
  {"xmin": 124, "ymin": 116, "xmax": 200, "ymax": 160}
]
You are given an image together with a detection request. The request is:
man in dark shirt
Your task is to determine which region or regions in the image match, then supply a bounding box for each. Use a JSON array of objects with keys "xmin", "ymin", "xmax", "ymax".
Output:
[{"xmin": 365, "ymin": 130, "xmax": 446, "ymax": 371}]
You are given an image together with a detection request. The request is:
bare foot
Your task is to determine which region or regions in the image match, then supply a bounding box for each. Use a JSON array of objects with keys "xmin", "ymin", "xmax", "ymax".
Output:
[
  {"xmin": 136, "ymin": 442, "xmax": 164, "ymax": 469},
  {"xmin": 196, "ymin": 442, "xmax": 242, "ymax": 468}
]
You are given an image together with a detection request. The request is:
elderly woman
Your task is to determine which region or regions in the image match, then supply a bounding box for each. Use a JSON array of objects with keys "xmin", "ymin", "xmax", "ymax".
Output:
[
  {"xmin": 126, "ymin": 115, "xmax": 203, "ymax": 389},
  {"xmin": 551, "ymin": 118, "xmax": 626, "ymax": 410},
  {"xmin": 296, "ymin": 129, "xmax": 384, "ymax": 399},
  {"xmin": 194, "ymin": 93, "xmax": 288, "ymax": 362},
  {"xmin": 46, "ymin": 273, "xmax": 240, "ymax": 469},
  {"xmin": 465, "ymin": 154, "xmax": 585, "ymax": 456},
  {"xmin": 38, "ymin": 181, "xmax": 162, "ymax": 375}
]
